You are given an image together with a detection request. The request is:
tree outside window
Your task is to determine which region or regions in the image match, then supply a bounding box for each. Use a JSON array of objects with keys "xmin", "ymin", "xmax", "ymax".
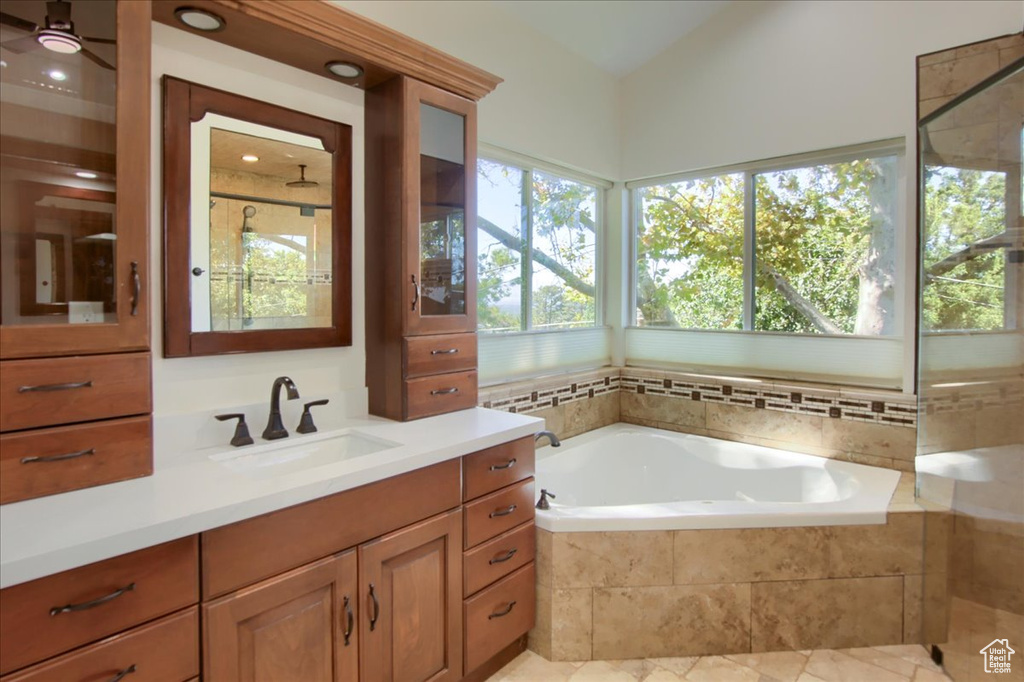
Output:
[
  {"xmin": 635, "ymin": 150, "xmax": 902, "ymax": 336},
  {"xmin": 477, "ymin": 159, "xmax": 598, "ymax": 332}
]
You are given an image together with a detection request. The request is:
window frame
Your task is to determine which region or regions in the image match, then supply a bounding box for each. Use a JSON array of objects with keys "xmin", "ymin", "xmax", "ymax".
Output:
[
  {"xmin": 627, "ymin": 138, "xmax": 907, "ymax": 338},
  {"xmin": 477, "ymin": 144, "xmax": 611, "ymax": 334}
]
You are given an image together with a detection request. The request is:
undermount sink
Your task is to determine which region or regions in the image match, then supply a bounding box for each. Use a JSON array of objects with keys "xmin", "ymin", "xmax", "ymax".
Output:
[{"xmin": 210, "ymin": 430, "xmax": 400, "ymax": 478}]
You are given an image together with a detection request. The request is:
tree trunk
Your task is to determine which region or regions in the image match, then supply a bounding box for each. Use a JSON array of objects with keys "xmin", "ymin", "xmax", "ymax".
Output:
[{"xmin": 854, "ymin": 159, "xmax": 897, "ymax": 335}]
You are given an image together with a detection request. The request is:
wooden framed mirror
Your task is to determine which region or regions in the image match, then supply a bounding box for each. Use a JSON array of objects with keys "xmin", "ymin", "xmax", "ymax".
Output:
[{"xmin": 162, "ymin": 77, "xmax": 352, "ymax": 357}]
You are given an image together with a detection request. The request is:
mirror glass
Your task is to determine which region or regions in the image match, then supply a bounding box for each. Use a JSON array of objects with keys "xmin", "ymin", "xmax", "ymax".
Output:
[
  {"xmin": 0, "ymin": 0, "xmax": 118, "ymax": 326},
  {"xmin": 192, "ymin": 116, "xmax": 333, "ymax": 332},
  {"xmin": 419, "ymin": 103, "xmax": 466, "ymax": 316}
]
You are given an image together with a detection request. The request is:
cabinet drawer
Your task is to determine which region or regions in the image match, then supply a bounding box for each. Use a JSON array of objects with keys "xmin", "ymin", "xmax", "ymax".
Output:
[
  {"xmin": 0, "ymin": 354, "xmax": 151, "ymax": 432},
  {"xmin": 464, "ymin": 522, "xmax": 535, "ymax": 597},
  {"xmin": 202, "ymin": 459, "xmax": 460, "ymax": 599},
  {"xmin": 0, "ymin": 607, "xmax": 199, "ymax": 682},
  {"xmin": 463, "ymin": 479, "xmax": 534, "ymax": 550},
  {"xmin": 404, "ymin": 333, "xmax": 477, "ymax": 379},
  {"xmin": 0, "ymin": 416, "xmax": 152, "ymax": 505},
  {"xmin": 0, "ymin": 536, "xmax": 198, "ymax": 674},
  {"xmin": 404, "ymin": 370, "xmax": 477, "ymax": 420},
  {"xmin": 463, "ymin": 437, "xmax": 534, "ymax": 501},
  {"xmin": 464, "ymin": 563, "xmax": 535, "ymax": 673}
]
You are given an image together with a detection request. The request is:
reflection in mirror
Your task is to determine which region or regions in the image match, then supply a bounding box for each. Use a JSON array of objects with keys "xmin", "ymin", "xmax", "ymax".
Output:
[
  {"xmin": 162, "ymin": 77, "xmax": 352, "ymax": 357},
  {"xmin": 0, "ymin": 0, "xmax": 118, "ymax": 327},
  {"xmin": 195, "ymin": 124, "xmax": 333, "ymax": 332},
  {"xmin": 419, "ymin": 103, "xmax": 466, "ymax": 316}
]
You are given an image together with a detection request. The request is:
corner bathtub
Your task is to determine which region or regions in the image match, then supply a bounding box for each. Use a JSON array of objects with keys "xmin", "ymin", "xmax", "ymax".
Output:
[{"xmin": 534, "ymin": 423, "xmax": 901, "ymax": 532}]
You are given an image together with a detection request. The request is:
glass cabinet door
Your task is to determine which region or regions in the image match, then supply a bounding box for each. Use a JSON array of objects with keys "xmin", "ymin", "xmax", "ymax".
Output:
[
  {"xmin": 0, "ymin": 0, "xmax": 149, "ymax": 358},
  {"xmin": 406, "ymin": 83, "xmax": 476, "ymax": 335}
]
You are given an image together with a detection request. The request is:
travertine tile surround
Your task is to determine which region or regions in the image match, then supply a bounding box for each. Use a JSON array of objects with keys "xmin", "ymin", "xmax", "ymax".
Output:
[
  {"xmin": 530, "ymin": 506, "xmax": 949, "ymax": 661},
  {"xmin": 479, "ymin": 367, "xmax": 918, "ymax": 471},
  {"xmin": 487, "ymin": 645, "xmax": 952, "ymax": 681}
]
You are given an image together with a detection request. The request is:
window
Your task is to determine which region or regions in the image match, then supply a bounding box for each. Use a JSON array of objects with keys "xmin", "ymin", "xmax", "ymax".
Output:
[
  {"xmin": 922, "ymin": 166, "xmax": 1009, "ymax": 332},
  {"xmin": 477, "ymin": 158, "xmax": 600, "ymax": 332},
  {"xmin": 633, "ymin": 145, "xmax": 901, "ymax": 336}
]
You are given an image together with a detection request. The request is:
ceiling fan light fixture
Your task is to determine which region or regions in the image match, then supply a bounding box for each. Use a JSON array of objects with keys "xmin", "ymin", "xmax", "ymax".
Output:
[
  {"xmin": 174, "ymin": 7, "xmax": 225, "ymax": 32},
  {"xmin": 325, "ymin": 61, "xmax": 363, "ymax": 80},
  {"xmin": 37, "ymin": 29, "xmax": 81, "ymax": 54}
]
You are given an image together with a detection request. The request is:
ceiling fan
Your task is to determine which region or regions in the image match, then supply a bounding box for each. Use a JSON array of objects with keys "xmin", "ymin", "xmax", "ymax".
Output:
[{"xmin": 0, "ymin": 0, "xmax": 115, "ymax": 70}]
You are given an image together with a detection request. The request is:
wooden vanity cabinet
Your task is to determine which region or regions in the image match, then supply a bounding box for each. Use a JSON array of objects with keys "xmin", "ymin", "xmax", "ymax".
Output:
[
  {"xmin": 366, "ymin": 76, "xmax": 479, "ymax": 421},
  {"xmin": 203, "ymin": 552, "xmax": 359, "ymax": 682},
  {"xmin": 360, "ymin": 510, "xmax": 463, "ymax": 682},
  {"xmin": 0, "ymin": 0, "xmax": 154, "ymax": 505}
]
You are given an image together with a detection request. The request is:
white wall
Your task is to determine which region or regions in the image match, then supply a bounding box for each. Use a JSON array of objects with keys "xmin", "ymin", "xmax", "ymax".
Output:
[
  {"xmin": 150, "ymin": 24, "xmax": 367, "ymax": 416},
  {"xmin": 621, "ymin": 0, "xmax": 1023, "ymax": 179},
  {"xmin": 334, "ymin": 0, "xmax": 621, "ymax": 181}
]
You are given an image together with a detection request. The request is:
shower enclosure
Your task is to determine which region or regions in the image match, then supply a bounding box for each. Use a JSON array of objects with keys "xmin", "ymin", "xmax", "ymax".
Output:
[{"xmin": 917, "ymin": 52, "xmax": 1023, "ymax": 680}]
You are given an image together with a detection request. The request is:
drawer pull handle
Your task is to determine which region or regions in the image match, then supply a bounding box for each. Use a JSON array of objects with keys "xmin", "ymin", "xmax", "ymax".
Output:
[
  {"xmin": 342, "ymin": 596, "xmax": 354, "ymax": 646},
  {"xmin": 22, "ymin": 448, "xmax": 95, "ymax": 464},
  {"xmin": 430, "ymin": 348, "xmax": 459, "ymax": 355},
  {"xmin": 49, "ymin": 582, "xmax": 135, "ymax": 616},
  {"xmin": 488, "ymin": 600, "xmax": 517, "ymax": 620},
  {"xmin": 489, "ymin": 548, "xmax": 518, "ymax": 565},
  {"xmin": 107, "ymin": 664, "xmax": 137, "ymax": 682},
  {"xmin": 368, "ymin": 583, "xmax": 380, "ymax": 632},
  {"xmin": 431, "ymin": 387, "xmax": 459, "ymax": 396},
  {"xmin": 489, "ymin": 458, "xmax": 516, "ymax": 471},
  {"xmin": 489, "ymin": 504, "xmax": 517, "ymax": 518},
  {"xmin": 130, "ymin": 261, "xmax": 141, "ymax": 316},
  {"xmin": 18, "ymin": 380, "xmax": 93, "ymax": 393}
]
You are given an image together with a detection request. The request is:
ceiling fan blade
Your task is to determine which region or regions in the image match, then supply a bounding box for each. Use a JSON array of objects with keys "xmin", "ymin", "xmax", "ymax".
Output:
[
  {"xmin": 0, "ymin": 11, "xmax": 39, "ymax": 33},
  {"xmin": 80, "ymin": 46, "xmax": 114, "ymax": 71},
  {"xmin": 82, "ymin": 36, "xmax": 116, "ymax": 45},
  {"xmin": 0, "ymin": 34, "xmax": 42, "ymax": 54}
]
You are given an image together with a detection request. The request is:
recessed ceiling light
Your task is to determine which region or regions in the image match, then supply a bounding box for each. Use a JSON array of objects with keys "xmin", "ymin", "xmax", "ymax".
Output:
[
  {"xmin": 37, "ymin": 30, "xmax": 81, "ymax": 54},
  {"xmin": 174, "ymin": 7, "xmax": 226, "ymax": 32},
  {"xmin": 325, "ymin": 61, "xmax": 363, "ymax": 80},
  {"xmin": 241, "ymin": 154, "xmax": 259, "ymax": 163},
  {"xmin": 75, "ymin": 171, "xmax": 98, "ymax": 179},
  {"xmin": 48, "ymin": 69, "xmax": 67, "ymax": 82}
]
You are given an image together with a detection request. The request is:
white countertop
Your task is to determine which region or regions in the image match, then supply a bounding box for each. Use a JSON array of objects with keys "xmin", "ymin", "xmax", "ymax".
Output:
[{"xmin": 0, "ymin": 408, "xmax": 542, "ymax": 589}]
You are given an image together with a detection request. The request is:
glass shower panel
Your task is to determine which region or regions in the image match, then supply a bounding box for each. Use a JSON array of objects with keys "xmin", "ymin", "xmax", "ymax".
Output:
[{"xmin": 917, "ymin": 57, "xmax": 1023, "ymax": 679}]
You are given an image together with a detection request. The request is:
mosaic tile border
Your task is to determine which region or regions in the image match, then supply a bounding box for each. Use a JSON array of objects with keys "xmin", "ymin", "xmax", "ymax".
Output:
[
  {"xmin": 921, "ymin": 383, "xmax": 1024, "ymax": 415},
  {"xmin": 481, "ymin": 375, "xmax": 621, "ymax": 414},
  {"xmin": 619, "ymin": 372, "xmax": 918, "ymax": 428},
  {"xmin": 479, "ymin": 368, "xmax": 930, "ymax": 428}
]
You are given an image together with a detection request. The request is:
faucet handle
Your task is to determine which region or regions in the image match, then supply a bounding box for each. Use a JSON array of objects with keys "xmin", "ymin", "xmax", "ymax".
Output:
[
  {"xmin": 215, "ymin": 413, "xmax": 254, "ymax": 447},
  {"xmin": 296, "ymin": 399, "xmax": 330, "ymax": 434}
]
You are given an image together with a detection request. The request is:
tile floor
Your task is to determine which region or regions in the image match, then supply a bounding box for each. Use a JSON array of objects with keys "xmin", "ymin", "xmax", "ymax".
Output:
[{"xmin": 489, "ymin": 645, "xmax": 951, "ymax": 681}]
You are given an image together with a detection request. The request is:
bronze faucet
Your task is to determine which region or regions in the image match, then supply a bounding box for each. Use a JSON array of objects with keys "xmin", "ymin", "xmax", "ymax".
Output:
[{"xmin": 263, "ymin": 376, "xmax": 300, "ymax": 440}]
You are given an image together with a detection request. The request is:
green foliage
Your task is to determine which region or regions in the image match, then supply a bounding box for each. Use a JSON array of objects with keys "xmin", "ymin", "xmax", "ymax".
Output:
[
  {"xmin": 636, "ymin": 158, "xmax": 897, "ymax": 334},
  {"xmin": 211, "ymin": 235, "xmax": 309, "ymax": 324},
  {"xmin": 476, "ymin": 162, "xmax": 597, "ymax": 332},
  {"xmin": 922, "ymin": 167, "xmax": 1006, "ymax": 331}
]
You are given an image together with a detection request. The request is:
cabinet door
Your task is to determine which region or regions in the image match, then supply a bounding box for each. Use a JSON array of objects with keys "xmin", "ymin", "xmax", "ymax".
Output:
[
  {"xmin": 203, "ymin": 551, "xmax": 358, "ymax": 682},
  {"xmin": 0, "ymin": 0, "xmax": 151, "ymax": 359},
  {"xmin": 359, "ymin": 509, "xmax": 463, "ymax": 682},
  {"xmin": 403, "ymin": 79, "xmax": 476, "ymax": 336}
]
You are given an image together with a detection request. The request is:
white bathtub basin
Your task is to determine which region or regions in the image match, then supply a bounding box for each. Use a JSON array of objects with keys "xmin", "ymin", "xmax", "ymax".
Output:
[
  {"xmin": 210, "ymin": 430, "xmax": 400, "ymax": 478},
  {"xmin": 535, "ymin": 423, "xmax": 901, "ymax": 531}
]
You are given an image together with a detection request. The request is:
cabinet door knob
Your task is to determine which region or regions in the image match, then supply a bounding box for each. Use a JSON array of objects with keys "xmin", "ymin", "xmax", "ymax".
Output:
[
  {"xmin": 192, "ymin": 267, "xmax": 206, "ymax": 276},
  {"xmin": 368, "ymin": 583, "xmax": 380, "ymax": 631},
  {"xmin": 342, "ymin": 595, "xmax": 354, "ymax": 646},
  {"xmin": 130, "ymin": 261, "xmax": 141, "ymax": 316}
]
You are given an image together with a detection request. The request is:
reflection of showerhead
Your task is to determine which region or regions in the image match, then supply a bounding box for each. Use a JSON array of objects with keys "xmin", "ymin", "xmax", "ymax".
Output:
[
  {"xmin": 242, "ymin": 205, "xmax": 256, "ymax": 233},
  {"xmin": 286, "ymin": 164, "xmax": 318, "ymax": 188}
]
